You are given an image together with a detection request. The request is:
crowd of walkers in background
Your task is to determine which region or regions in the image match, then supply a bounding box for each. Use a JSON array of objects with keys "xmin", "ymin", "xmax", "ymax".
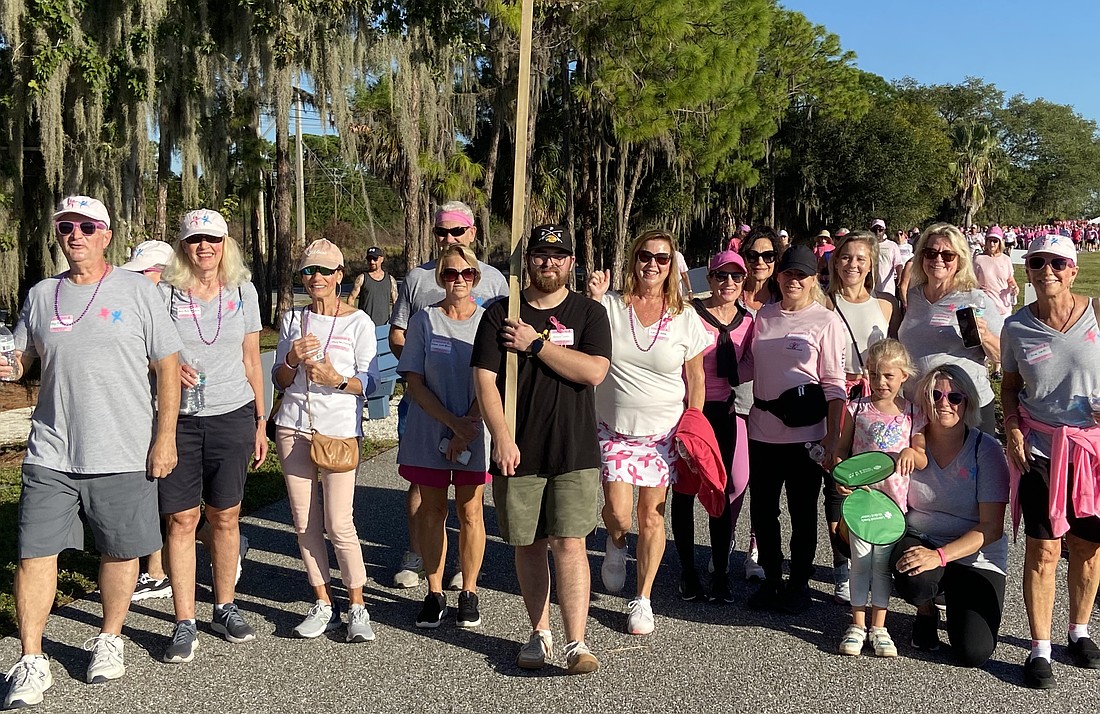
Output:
[{"xmin": 0, "ymin": 196, "xmax": 1098, "ymax": 709}]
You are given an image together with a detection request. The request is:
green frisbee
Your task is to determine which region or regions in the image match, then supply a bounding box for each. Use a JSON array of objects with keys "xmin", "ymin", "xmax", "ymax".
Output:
[
  {"xmin": 832, "ymin": 451, "xmax": 895, "ymax": 488},
  {"xmin": 842, "ymin": 489, "xmax": 906, "ymax": 546}
]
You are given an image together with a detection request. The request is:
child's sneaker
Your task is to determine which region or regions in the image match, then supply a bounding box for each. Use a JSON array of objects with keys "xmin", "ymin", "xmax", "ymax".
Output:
[
  {"xmin": 869, "ymin": 626, "xmax": 898, "ymax": 657},
  {"xmin": 838, "ymin": 625, "xmax": 866, "ymax": 657}
]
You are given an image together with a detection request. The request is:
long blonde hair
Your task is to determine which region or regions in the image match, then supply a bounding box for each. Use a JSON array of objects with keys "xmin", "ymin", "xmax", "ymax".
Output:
[
  {"xmin": 621, "ymin": 229, "xmax": 685, "ymax": 315},
  {"xmin": 910, "ymin": 223, "xmax": 977, "ymax": 292},
  {"xmin": 827, "ymin": 230, "xmax": 880, "ymax": 297},
  {"xmin": 162, "ymin": 235, "xmax": 252, "ymax": 290}
]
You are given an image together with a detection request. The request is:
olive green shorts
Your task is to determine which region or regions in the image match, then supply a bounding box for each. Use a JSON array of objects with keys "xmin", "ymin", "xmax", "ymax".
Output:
[{"xmin": 492, "ymin": 468, "xmax": 600, "ymax": 547}]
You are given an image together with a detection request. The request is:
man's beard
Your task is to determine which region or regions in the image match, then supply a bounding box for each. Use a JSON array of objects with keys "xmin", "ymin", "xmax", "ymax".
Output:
[{"xmin": 530, "ymin": 267, "xmax": 568, "ymax": 292}]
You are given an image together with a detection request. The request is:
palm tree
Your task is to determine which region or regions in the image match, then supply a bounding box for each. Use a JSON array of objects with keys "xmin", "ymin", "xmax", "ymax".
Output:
[{"xmin": 948, "ymin": 122, "xmax": 997, "ymax": 227}]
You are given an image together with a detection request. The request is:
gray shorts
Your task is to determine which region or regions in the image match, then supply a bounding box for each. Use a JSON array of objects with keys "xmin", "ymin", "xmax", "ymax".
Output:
[{"xmin": 18, "ymin": 464, "xmax": 162, "ymax": 560}]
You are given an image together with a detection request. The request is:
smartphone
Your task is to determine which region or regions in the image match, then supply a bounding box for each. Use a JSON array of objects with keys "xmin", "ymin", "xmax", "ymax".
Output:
[
  {"xmin": 956, "ymin": 307, "xmax": 981, "ymax": 348},
  {"xmin": 438, "ymin": 437, "xmax": 472, "ymax": 466}
]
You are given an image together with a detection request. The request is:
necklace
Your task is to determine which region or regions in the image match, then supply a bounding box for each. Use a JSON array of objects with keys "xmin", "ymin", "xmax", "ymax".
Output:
[
  {"xmin": 628, "ymin": 299, "xmax": 669, "ymax": 352},
  {"xmin": 1038, "ymin": 297, "xmax": 1077, "ymax": 333},
  {"xmin": 188, "ymin": 285, "xmax": 224, "ymax": 345},
  {"xmin": 304, "ymin": 306, "xmax": 340, "ymax": 359},
  {"xmin": 53, "ymin": 264, "xmax": 111, "ymax": 327}
]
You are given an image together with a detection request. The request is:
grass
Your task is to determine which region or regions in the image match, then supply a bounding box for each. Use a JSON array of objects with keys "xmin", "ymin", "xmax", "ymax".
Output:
[{"xmin": 0, "ymin": 436, "xmax": 397, "ymax": 638}]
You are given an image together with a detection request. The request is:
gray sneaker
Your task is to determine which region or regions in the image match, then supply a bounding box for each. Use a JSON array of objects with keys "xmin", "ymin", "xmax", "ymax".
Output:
[
  {"xmin": 516, "ymin": 630, "xmax": 553, "ymax": 670},
  {"xmin": 394, "ymin": 551, "xmax": 424, "ymax": 589},
  {"xmin": 3, "ymin": 655, "xmax": 52, "ymax": 708},
  {"xmin": 83, "ymin": 634, "xmax": 125, "ymax": 684},
  {"xmin": 211, "ymin": 603, "xmax": 256, "ymax": 644},
  {"xmin": 163, "ymin": 621, "xmax": 199, "ymax": 664},
  {"xmin": 346, "ymin": 604, "xmax": 376, "ymax": 643},
  {"xmin": 294, "ymin": 600, "xmax": 341, "ymax": 639}
]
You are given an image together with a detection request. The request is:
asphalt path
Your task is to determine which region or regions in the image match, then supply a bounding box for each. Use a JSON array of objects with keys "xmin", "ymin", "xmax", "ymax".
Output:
[{"xmin": 2, "ymin": 448, "xmax": 1097, "ymax": 713}]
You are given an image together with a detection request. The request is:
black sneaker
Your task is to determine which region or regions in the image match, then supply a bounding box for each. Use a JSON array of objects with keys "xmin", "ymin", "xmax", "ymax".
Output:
[
  {"xmin": 679, "ymin": 570, "xmax": 706, "ymax": 602},
  {"xmin": 709, "ymin": 575, "xmax": 735, "ymax": 605},
  {"xmin": 779, "ymin": 583, "xmax": 813, "ymax": 615},
  {"xmin": 415, "ymin": 592, "xmax": 447, "ymax": 629},
  {"xmin": 1068, "ymin": 636, "xmax": 1100, "ymax": 669},
  {"xmin": 211, "ymin": 603, "xmax": 256, "ymax": 643},
  {"xmin": 911, "ymin": 612, "xmax": 941, "ymax": 651},
  {"xmin": 1023, "ymin": 655, "xmax": 1056, "ymax": 689},
  {"xmin": 746, "ymin": 579, "xmax": 783, "ymax": 611},
  {"xmin": 456, "ymin": 591, "xmax": 481, "ymax": 628}
]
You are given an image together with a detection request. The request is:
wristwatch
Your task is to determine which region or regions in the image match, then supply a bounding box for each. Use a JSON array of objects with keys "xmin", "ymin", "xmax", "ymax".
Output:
[
  {"xmin": 336, "ymin": 377, "xmax": 349, "ymax": 391},
  {"xmin": 530, "ymin": 338, "xmax": 545, "ymax": 356}
]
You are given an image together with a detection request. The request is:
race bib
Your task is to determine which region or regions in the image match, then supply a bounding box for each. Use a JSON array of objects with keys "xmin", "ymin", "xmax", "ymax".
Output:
[
  {"xmin": 548, "ymin": 329, "xmax": 575, "ymax": 346},
  {"xmin": 430, "ymin": 336, "xmax": 452, "ymax": 354},
  {"xmin": 647, "ymin": 322, "xmax": 671, "ymax": 341},
  {"xmin": 327, "ymin": 335, "xmax": 353, "ymax": 353},
  {"xmin": 929, "ymin": 311, "xmax": 954, "ymax": 327},
  {"xmin": 1024, "ymin": 342, "xmax": 1053, "ymax": 365},
  {"xmin": 50, "ymin": 316, "xmax": 73, "ymax": 333}
]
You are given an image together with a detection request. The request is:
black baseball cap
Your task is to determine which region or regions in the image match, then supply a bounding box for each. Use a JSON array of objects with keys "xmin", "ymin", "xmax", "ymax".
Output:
[
  {"xmin": 776, "ymin": 244, "xmax": 817, "ymax": 276},
  {"xmin": 366, "ymin": 246, "xmax": 384, "ymax": 258},
  {"xmin": 528, "ymin": 224, "xmax": 573, "ymax": 255}
]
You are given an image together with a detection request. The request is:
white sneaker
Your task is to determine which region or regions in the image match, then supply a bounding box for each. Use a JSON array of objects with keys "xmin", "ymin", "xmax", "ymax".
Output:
[
  {"xmin": 601, "ymin": 538, "xmax": 627, "ymax": 594},
  {"xmin": 516, "ymin": 630, "xmax": 553, "ymax": 669},
  {"xmin": 393, "ymin": 551, "xmax": 424, "ymax": 589},
  {"xmin": 833, "ymin": 560, "xmax": 851, "ymax": 605},
  {"xmin": 293, "ymin": 600, "xmax": 341, "ymax": 639},
  {"xmin": 743, "ymin": 547, "xmax": 766, "ymax": 581},
  {"xmin": 345, "ymin": 604, "xmax": 376, "ymax": 643},
  {"xmin": 838, "ymin": 625, "xmax": 866, "ymax": 657},
  {"xmin": 869, "ymin": 626, "xmax": 897, "ymax": 657},
  {"xmin": 83, "ymin": 634, "xmax": 125, "ymax": 684},
  {"xmin": 445, "ymin": 572, "xmax": 464, "ymax": 591},
  {"xmin": 3, "ymin": 655, "xmax": 52, "ymax": 708},
  {"xmin": 626, "ymin": 597, "xmax": 655, "ymax": 636}
]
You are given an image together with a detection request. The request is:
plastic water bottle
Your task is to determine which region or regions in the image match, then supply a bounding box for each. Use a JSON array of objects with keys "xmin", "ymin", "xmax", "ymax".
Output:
[
  {"xmin": 0, "ymin": 325, "xmax": 15, "ymax": 381},
  {"xmin": 180, "ymin": 357, "xmax": 206, "ymax": 414},
  {"xmin": 805, "ymin": 441, "xmax": 826, "ymax": 464}
]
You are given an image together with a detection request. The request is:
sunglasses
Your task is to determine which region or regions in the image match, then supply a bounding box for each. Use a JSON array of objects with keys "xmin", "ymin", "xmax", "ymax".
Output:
[
  {"xmin": 301, "ymin": 266, "xmax": 337, "ymax": 276},
  {"xmin": 442, "ymin": 267, "xmax": 479, "ymax": 282},
  {"xmin": 744, "ymin": 250, "xmax": 777, "ymax": 264},
  {"xmin": 183, "ymin": 234, "xmax": 225, "ymax": 245},
  {"xmin": 529, "ymin": 252, "xmax": 569, "ymax": 266},
  {"xmin": 55, "ymin": 220, "xmax": 106, "ymax": 236},
  {"xmin": 710, "ymin": 270, "xmax": 746, "ymax": 283},
  {"xmin": 1026, "ymin": 255, "xmax": 1072, "ymax": 272},
  {"xmin": 932, "ymin": 389, "xmax": 966, "ymax": 406},
  {"xmin": 921, "ymin": 248, "xmax": 958, "ymax": 263},
  {"xmin": 636, "ymin": 250, "xmax": 672, "ymax": 266},
  {"xmin": 433, "ymin": 226, "xmax": 469, "ymax": 238}
]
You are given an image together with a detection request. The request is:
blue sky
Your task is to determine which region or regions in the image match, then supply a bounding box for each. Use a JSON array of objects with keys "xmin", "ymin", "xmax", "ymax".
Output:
[{"xmin": 780, "ymin": 1, "xmax": 1100, "ymax": 125}]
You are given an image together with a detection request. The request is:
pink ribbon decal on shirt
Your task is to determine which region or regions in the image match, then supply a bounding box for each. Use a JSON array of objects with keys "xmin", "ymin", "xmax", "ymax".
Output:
[{"xmin": 549, "ymin": 316, "xmax": 567, "ymax": 332}]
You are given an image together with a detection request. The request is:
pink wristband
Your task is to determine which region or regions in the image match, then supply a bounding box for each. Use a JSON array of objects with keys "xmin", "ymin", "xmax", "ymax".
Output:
[{"xmin": 936, "ymin": 547, "xmax": 947, "ymax": 568}]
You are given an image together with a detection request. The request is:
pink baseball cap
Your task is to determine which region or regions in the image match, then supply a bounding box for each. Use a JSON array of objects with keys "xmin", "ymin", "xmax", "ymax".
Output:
[
  {"xmin": 738, "ymin": 224, "xmax": 751, "ymax": 234},
  {"xmin": 299, "ymin": 238, "xmax": 345, "ymax": 270},
  {"xmin": 986, "ymin": 225, "xmax": 1005, "ymax": 240},
  {"xmin": 708, "ymin": 250, "xmax": 746, "ymax": 273},
  {"xmin": 1023, "ymin": 234, "xmax": 1076, "ymax": 265}
]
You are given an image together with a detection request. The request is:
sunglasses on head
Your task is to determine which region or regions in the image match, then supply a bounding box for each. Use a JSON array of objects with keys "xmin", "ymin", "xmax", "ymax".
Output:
[
  {"xmin": 442, "ymin": 267, "xmax": 478, "ymax": 282},
  {"xmin": 1026, "ymin": 255, "xmax": 1072, "ymax": 271},
  {"xmin": 932, "ymin": 389, "xmax": 966, "ymax": 406},
  {"xmin": 710, "ymin": 270, "xmax": 746, "ymax": 283},
  {"xmin": 433, "ymin": 225, "xmax": 469, "ymax": 238},
  {"xmin": 183, "ymin": 234, "xmax": 225, "ymax": 245},
  {"xmin": 636, "ymin": 250, "xmax": 671, "ymax": 266},
  {"xmin": 301, "ymin": 266, "xmax": 337, "ymax": 276},
  {"xmin": 55, "ymin": 220, "xmax": 106, "ymax": 236},
  {"xmin": 921, "ymin": 248, "xmax": 958, "ymax": 263},
  {"xmin": 744, "ymin": 250, "xmax": 777, "ymax": 264}
]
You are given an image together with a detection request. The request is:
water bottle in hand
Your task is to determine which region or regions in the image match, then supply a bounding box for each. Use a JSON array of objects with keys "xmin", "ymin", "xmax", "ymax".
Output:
[
  {"xmin": 181, "ymin": 357, "xmax": 207, "ymax": 414},
  {"xmin": 805, "ymin": 441, "xmax": 826, "ymax": 464},
  {"xmin": 0, "ymin": 325, "xmax": 15, "ymax": 381}
]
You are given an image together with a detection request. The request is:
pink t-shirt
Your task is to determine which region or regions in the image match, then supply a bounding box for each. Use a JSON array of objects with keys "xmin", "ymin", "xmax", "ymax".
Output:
[
  {"xmin": 693, "ymin": 307, "xmax": 755, "ymax": 402},
  {"xmin": 973, "ymin": 253, "xmax": 1014, "ymax": 315},
  {"xmin": 847, "ymin": 397, "xmax": 927, "ymax": 512}
]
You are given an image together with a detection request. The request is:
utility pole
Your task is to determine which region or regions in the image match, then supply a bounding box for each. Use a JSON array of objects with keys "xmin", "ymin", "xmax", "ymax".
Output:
[{"xmin": 294, "ymin": 82, "xmax": 306, "ymax": 248}]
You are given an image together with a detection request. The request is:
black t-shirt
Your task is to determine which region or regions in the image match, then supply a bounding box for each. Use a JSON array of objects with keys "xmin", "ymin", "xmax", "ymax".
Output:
[{"xmin": 471, "ymin": 290, "xmax": 612, "ymax": 477}]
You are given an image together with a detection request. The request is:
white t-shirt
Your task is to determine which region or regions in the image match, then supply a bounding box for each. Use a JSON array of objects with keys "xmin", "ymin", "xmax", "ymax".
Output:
[
  {"xmin": 674, "ymin": 252, "xmax": 690, "ymax": 295},
  {"xmin": 595, "ymin": 293, "xmax": 709, "ymax": 436}
]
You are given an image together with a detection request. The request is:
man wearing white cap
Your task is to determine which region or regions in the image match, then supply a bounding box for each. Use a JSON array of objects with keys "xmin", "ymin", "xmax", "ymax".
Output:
[
  {"xmin": 1, "ymin": 196, "xmax": 182, "ymax": 708},
  {"xmin": 871, "ymin": 218, "xmax": 902, "ymax": 297}
]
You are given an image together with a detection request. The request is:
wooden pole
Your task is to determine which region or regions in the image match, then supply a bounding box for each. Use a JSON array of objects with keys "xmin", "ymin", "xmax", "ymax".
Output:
[{"xmin": 505, "ymin": 0, "xmax": 535, "ymax": 437}]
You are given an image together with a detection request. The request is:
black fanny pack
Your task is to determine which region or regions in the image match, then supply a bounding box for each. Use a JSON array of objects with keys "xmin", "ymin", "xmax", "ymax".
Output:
[{"xmin": 754, "ymin": 383, "xmax": 827, "ymax": 428}]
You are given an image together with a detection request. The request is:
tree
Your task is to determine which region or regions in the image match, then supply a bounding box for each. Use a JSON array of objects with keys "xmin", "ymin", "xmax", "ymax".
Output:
[{"xmin": 948, "ymin": 121, "xmax": 998, "ymax": 227}]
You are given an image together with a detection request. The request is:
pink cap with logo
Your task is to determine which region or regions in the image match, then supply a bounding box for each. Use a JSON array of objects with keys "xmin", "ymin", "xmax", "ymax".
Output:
[
  {"xmin": 708, "ymin": 250, "xmax": 746, "ymax": 273},
  {"xmin": 299, "ymin": 238, "xmax": 344, "ymax": 270}
]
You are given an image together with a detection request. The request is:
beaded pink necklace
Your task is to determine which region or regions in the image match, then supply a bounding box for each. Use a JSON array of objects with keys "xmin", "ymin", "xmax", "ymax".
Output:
[
  {"xmin": 303, "ymin": 306, "xmax": 340, "ymax": 359},
  {"xmin": 188, "ymin": 285, "xmax": 224, "ymax": 345},
  {"xmin": 627, "ymin": 299, "xmax": 669, "ymax": 352},
  {"xmin": 53, "ymin": 264, "xmax": 111, "ymax": 327}
]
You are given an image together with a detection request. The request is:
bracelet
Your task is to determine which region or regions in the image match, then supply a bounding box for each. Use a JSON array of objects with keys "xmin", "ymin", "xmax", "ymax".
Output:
[
  {"xmin": 936, "ymin": 547, "xmax": 948, "ymax": 568},
  {"xmin": 283, "ymin": 353, "xmax": 297, "ymax": 370}
]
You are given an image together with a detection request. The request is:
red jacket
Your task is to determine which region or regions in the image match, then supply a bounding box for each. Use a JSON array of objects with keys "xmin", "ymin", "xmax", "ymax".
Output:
[{"xmin": 672, "ymin": 407, "xmax": 727, "ymax": 518}]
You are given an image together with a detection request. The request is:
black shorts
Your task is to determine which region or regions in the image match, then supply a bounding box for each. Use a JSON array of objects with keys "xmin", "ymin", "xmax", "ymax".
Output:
[
  {"xmin": 1019, "ymin": 455, "xmax": 1100, "ymax": 543},
  {"xmin": 159, "ymin": 402, "xmax": 256, "ymax": 514}
]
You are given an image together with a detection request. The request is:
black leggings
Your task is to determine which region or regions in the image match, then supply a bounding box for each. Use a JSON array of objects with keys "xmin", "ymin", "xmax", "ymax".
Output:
[
  {"xmin": 748, "ymin": 439, "xmax": 825, "ymax": 587},
  {"xmin": 671, "ymin": 400, "xmax": 734, "ymax": 576},
  {"xmin": 890, "ymin": 533, "xmax": 1006, "ymax": 667}
]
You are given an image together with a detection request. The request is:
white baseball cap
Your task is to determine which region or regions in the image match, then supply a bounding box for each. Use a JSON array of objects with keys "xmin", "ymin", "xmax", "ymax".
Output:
[
  {"xmin": 121, "ymin": 240, "xmax": 175, "ymax": 272},
  {"xmin": 1023, "ymin": 234, "xmax": 1077, "ymax": 265},
  {"xmin": 870, "ymin": 218, "xmax": 886, "ymax": 230},
  {"xmin": 53, "ymin": 195, "xmax": 111, "ymax": 229},
  {"xmin": 179, "ymin": 209, "xmax": 229, "ymax": 242},
  {"xmin": 779, "ymin": 229, "xmax": 789, "ymax": 237}
]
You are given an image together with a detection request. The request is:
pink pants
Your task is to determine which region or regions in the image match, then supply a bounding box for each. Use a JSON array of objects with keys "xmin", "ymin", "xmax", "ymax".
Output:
[{"xmin": 275, "ymin": 427, "xmax": 367, "ymax": 589}]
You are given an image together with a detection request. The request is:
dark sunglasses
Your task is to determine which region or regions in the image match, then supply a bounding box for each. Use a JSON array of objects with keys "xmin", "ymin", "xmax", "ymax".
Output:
[
  {"xmin": 433, "ymin": 226, "xmax": 469, "ymax": 238},
  {"xmin": 932, "ymin": 389, "xmax": 966, "ymax": 406},
  {"xmin": 636, "ymin": 250, "xmax": 672, "ymax": 266},
  {"xmin": 55, "ymin": 220, "xmax": 106, "ymax": 236},
  {"xmin": 183, "ymin": 234, "xmax": 225, "ymax": 245},
  {"xmin": 301, "ymin": 266, "xmax": 337, "ymax": 276},
  {"xmin": 1026, "ymin": 255, "xmax": 1071, "ymax": 272},
  {"xmin": 744, "ymin": 250, "xmax": 777, "ymax": 264},
  {"xmin": 442, "ymin": 267, "xmax": 479, "ymax": 282},
  {"xmin": 710, "ymin": 270, "xmax": 746, "ymax": 283},
  {"xmin": 529, "ymin": 252, "xmax": 569, "ymax": 266},
  {"xmin": 921, "ymin": 248, "xmax": 958, "ymax": 263}
]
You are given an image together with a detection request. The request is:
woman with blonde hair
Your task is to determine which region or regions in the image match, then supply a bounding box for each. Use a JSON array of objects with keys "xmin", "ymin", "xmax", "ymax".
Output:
[
  {"xmin": 898, "ymin": 223, "xmax": 1003, "ymax": 434},
  {"xmin": 587, "ymin": 229, "xmax": 708, "ymax": 635}
]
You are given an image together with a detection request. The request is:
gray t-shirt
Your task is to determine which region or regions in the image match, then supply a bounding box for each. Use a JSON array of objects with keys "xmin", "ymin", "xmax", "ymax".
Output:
[
  {"xmin": 15, "ymin": 269, "xmax": 182, "ymax": 473},
  {"xmin": 158, "ymin": 281, "xmax": 263, "ymax": 416},
  {"xmin": 1001, "ymin": 302, "xmax": 1100, "ymax": 458},
  {"xmin": 395, "ymin": 306, "xmax": 489, "ymax": 471},
  {"xmin": 389, "ymin": 259, "xmax": 508, "ymax": 330},
  {"xmin": 898, "ymin": 286, "xmax": 1003, "ymax": 407},
  {"xmin": 905, "ymin": 428, "xmax": 1010, "ymax": 574}
]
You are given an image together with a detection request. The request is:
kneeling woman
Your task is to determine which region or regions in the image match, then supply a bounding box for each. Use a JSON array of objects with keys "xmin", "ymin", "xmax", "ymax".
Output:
[
  {"xmin": 892, "ymin": 363, "xmax": 1010, "ymax": 666},
  {"xmin": 397, "ymin": 245, "xmax": 490, "ymax": 630}
]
